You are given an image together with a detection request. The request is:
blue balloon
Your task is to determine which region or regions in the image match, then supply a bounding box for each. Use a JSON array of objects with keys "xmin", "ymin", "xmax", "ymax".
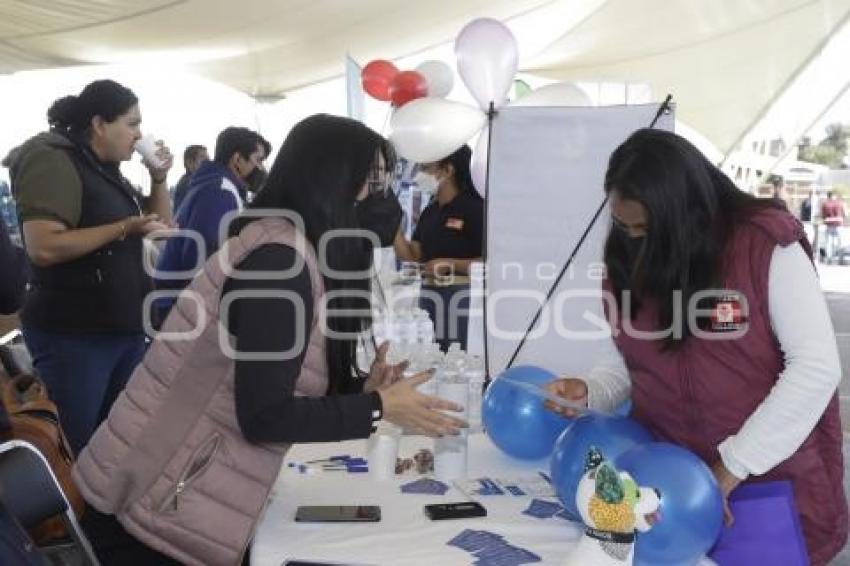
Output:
[
  {"xmin": 482, "ymin": 366, "xmax": 570, "ymax": 460},
  {"xmin": 616, "ymin": 442, "xmax": 724, "ymax": 566},
  {"xmin": 550, "ymin": 413, "xmax": 654, "ymax": 518}
]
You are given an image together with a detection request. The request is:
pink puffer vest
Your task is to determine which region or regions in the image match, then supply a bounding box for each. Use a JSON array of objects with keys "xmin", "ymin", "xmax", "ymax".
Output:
[
  {"xmin": 73, "ymin": 217, "xmax": 329, "ymax": 565},
  {"xmin": 611, "ymin": 208, "xmax": 846, "ymax": 565}
]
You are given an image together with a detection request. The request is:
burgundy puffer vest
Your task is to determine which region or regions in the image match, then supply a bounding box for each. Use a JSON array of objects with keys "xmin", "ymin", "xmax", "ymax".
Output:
[{"xmin": 611, "ymin": 208, "xmax": 846, "ymax": 565}]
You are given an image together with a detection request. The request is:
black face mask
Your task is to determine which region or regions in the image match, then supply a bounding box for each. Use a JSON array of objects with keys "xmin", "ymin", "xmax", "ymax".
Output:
[
  {"xmin": 244, "ymin": 166, "xmax": 267, "ymax": 192},
  {"xmin": 355, "ymin": 191, "xmax": 403, "ymax": 247}
]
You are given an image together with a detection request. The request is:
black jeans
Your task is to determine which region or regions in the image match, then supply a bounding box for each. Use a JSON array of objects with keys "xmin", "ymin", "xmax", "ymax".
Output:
[
  {"xmin": 82, "ymin": 509, "xmax": 181, "ymax": 566},
  {"xmin": 82, "ymin": 508, "xmax": 253, "ymax": 565},
  {"xmin": 419, "ymin": 283, "xmax": 470, "ymax": 352}
]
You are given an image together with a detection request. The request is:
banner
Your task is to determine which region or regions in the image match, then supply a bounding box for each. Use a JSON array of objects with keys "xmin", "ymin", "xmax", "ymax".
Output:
[
  {"xmin": 472, "ymin": 104, "xmax": 674, "ymax": 376},
  {"xmin": 345, "ymin": 54, "xmax": 365, "ymax": 122}
]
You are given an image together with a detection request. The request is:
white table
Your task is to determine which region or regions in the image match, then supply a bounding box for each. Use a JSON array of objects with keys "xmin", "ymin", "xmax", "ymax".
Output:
[{"xmin": 251, "ymin": 433, "xmax": 582, "ymax": 565}]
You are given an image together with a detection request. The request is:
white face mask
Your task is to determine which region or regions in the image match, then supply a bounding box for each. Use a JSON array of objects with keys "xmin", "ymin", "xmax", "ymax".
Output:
[{"xmin": 414, "ymin": 171, "xmax": 440, "ymax": 197}]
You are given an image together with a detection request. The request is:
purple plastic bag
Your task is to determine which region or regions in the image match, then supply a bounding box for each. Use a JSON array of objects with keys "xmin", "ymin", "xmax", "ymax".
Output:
[{"xmin": 709, "ymin": 481, "xmax": 809, "ymax": 566}]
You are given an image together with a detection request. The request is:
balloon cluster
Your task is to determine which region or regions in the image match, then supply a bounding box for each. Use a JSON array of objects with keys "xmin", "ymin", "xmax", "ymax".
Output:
[
  {"xmin": 482, "ymin": 366, "xmax": 725, "ymax": 565},
  {"xmin": 387, "ymin": 18, "xmax": 519, "ymax": 178},
  {"xmin": 361, "ymin": 59, "xmax": 454, "ymax": 108},
  {"xmin": 377, "ymin": 18, "xmax": 593, "ymax": 195}
]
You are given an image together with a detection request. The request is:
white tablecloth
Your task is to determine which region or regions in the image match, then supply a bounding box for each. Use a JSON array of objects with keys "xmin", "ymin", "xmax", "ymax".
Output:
[{"xmin": 251, "ymin": 433, "xmax": 582, "ymax": 565}]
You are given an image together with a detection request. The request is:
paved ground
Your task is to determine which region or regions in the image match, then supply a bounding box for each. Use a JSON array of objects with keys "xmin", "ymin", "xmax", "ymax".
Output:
[
  {"xmin": 821, "ymin": 263, "xmax": 850, "ymax": 565},
  {"xmin": 820, "ymin": 263, "xmax": 850, "ymax": 436}
]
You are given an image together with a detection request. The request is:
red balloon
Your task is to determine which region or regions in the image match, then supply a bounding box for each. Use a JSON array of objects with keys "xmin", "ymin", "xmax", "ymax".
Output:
[
  {"xmin": 389, "ymin": 71, "xmax": 429, "ymax": 107},
  {"xmin": 362, "ymin": 60, "xmax": 399, "ymax": 101}
]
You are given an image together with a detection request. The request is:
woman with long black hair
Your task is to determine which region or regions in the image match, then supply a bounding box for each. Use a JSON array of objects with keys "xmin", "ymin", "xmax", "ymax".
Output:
[
  {"xmin": 73, "ymin": 114, "xmax": 466, "ymax": 565},
  {"xmin": 8, "ymin": 79, "xmax": 172, "ymax": 454},
  {"xmin": 547, "ymin": 129, "xmax": 846, "ymax": 565}
]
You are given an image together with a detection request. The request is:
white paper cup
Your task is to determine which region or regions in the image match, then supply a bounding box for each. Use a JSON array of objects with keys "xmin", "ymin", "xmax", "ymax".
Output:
[
  {"xmin": 368, "ymin": 426, "xmax": 400, "ymax": 480},
  {"xmin": 135, "ymin": 134, "xmax": 164, "ymax": 168}
]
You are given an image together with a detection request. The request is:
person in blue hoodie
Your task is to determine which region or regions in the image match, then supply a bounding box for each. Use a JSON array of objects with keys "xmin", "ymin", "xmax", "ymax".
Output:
[{"xmin": 153, "ymin": 127, "xmax": 270, "ymax": 325}]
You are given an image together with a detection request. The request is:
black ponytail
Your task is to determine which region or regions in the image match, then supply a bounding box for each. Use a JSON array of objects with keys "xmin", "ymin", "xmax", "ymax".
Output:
[
  {"xmin": 46, "ymin": 80, "xmax": 138, "ymax": 136},
  {"xmin": 436, "ymin": 144, "xmax": 478, "ymax": 198}
]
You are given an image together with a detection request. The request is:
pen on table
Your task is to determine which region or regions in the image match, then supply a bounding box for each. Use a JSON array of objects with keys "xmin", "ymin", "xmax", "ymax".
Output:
[
  {"xmin": 321, "ymin": 465, "xmax": 369, "ymax": 473},
  {"xmin": 302, "ymin": 455, "xmax": 353, "ymax": 465}
]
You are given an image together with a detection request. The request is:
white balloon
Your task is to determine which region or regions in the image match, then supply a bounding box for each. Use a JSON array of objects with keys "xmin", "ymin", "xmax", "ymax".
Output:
[
  {"xmin": 510, "ymin": 82, "xmax": 593, "ymax": 107},
  {"xmin": 390, "ymin": 98, "xmax": 486, "ymax": 164},
  {"xmin": 415, "ymin": 60, "xmax": 455, "ymax": 98},
  {"xmin": 455, "ymin": 18, "xmax": 519, "ymax": 110},
  {"xmin": 470, "ymin": 132, "xmax": 489, "ymax": 197}
]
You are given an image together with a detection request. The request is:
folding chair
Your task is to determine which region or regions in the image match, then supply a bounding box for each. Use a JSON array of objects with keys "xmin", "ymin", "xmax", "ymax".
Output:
[{"xmin": 0, "ymin": 440, "xmax": 99, "ymax": 565}]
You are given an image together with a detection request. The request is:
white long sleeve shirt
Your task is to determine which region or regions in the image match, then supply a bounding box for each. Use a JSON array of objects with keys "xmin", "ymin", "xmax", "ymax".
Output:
[{"xmin": 584, "ymin": 242, "xmax": 842, "ymax": 480}]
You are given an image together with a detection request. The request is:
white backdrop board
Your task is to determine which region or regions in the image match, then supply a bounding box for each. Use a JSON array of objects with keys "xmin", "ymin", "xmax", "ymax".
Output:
[{"xmin": 480, "ymin": 104, "xmax": 674, "ymax": 377}]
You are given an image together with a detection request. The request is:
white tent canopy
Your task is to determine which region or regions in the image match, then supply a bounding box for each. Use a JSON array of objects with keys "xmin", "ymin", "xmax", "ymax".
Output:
[
  {"xmin": 2, "ymin": 0, "xmax": 849, "ymax": 154},
  {"xmin": 526, "ymin": 0, "xmax": 850, "ymax": 155}
]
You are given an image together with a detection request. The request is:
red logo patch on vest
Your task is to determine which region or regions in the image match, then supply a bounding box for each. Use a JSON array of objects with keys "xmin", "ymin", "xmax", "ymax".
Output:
[
  {"xmin": 445, "ymin": 218, "xmax": 464, "ymax": 230},
  {"xmin": 709, "ymin": 293, "xmax": 747, "ymax": 332}
]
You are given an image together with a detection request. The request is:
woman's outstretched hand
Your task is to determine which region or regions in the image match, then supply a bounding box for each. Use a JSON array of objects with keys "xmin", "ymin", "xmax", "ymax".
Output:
[{"xmin": 379, "ymin": 370, "xmax": 468, "ymax": 437}]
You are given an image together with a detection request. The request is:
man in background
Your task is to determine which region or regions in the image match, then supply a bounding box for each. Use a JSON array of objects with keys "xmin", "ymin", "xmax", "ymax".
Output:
[
  {"xmin": 800, "ymin": 189, "xmax": 814, "ymax": 223},
  {"xmin": 821, "ymin": 191, "xmax": 847, "ymax": 263},
  {"xmin": 153, "ymin": 127, "xmax": 269, "ymax": 325},
  {"xmin": 171, "ymin": 144, "xmax": 208, "ymax": 212}
]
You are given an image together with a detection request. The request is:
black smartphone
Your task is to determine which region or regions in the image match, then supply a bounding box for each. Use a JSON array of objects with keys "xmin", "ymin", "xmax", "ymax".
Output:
[
  {"xmin": 424, "ymin": 501, "xmax": 487, "ymax": 520},
  {"xmin": 294, "ymin": 505, "xmax": 381, "ymax": 523}
]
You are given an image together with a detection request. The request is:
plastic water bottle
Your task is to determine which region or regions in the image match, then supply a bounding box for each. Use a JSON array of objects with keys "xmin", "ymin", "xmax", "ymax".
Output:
[
  {"xmin": 415, "ymin": 309, "xmax": 435, "ymax": 344},
  {"xmin": 401, "ymin": 310, "xmax": 419, "ymax": 344},
  {"xmin": 413, "ymin": 346, "xmax": 440, "ymax": 397},
  {"xmin": 434, "ymin": 367, "xmax": 469, "ymax": 481},
  {"xmin": 446, "ymin": 342, "xmax": 463, "ymax": 361},
  {"xmin": 371, "ymin": 313, "xmax": 389, "ymax": 346},
  {"xmin": 464, "ymin": 355, "xmax": 486, "ymax": 433},
  {"xmin": 356, "ymin": 341, "xmax": 371, "ymax": 373}
]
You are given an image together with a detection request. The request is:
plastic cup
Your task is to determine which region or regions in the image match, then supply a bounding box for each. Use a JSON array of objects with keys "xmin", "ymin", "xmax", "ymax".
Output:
[
  {"xmin": 368, "ymin": 424, "xmax": 401, "ymax": 480},
  {"xmin": 135, "ymin": 134, "xmax": 164, "ymax": 168}
]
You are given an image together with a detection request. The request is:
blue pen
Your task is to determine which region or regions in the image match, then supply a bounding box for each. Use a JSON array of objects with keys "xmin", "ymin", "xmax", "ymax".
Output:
[
  {"xmin": 304, "ymin": 454, "xmax": 352, "ymax": 464},
  {"xmin": 320, "ymin": 460, "xmax": 366, "ymax": 468},
  {"xmin": 322, "ymin": 465, "xmax": 369, "ymax": 473},
  {"xmin": 306, "ymin": 454, "xmax": 351, "ymax": 464}
]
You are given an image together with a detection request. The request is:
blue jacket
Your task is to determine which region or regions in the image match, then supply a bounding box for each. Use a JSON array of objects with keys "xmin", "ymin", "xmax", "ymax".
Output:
[{"xmin": 155, "ymin": 161, "xmax": 245, "ymax": 306}]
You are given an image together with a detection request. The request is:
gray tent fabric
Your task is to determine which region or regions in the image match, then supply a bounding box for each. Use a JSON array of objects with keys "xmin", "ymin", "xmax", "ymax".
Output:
[{"xmin": 1, "ymin": 0, "xmax": 848, "ymax": 153}]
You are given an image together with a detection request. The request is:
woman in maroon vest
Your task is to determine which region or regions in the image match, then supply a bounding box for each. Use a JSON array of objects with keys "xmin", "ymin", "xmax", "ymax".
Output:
[{"xmin": 547, "ymin": 129, "xmax": 847, "ymax": 565}]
